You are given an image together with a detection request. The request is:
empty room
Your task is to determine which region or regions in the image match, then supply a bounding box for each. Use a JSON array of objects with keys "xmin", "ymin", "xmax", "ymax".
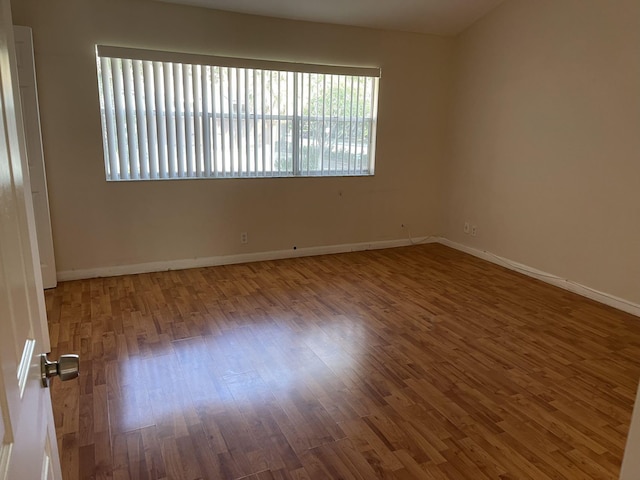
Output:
[{"xmin": 1, "ymin": 0, "xmax": 639, "ymax": 478}]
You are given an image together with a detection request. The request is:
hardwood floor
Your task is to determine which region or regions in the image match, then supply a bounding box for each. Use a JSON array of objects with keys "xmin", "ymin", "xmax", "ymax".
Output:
[{"xmin": 45, "ymin": 244, "xmax": 640, "ymax": 479}]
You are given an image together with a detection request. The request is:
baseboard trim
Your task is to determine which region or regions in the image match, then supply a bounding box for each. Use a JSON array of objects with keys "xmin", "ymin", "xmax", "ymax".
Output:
[
  {"xmin": 56, "ymin": 236, "xmax": 639, "ymax": 318},
  {"xmin": 439, "ymin": 238, "xmax": 640, "ymax": 318},
  {"xmin": 57, "ymin": 237, "xmax": 437, "ymax": 282}
]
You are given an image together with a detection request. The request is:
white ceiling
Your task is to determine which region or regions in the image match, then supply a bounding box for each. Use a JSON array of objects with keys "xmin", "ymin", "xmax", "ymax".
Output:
[{"xmin": 157, "ymin": 0, "xmax": 506, "ymax": 36}]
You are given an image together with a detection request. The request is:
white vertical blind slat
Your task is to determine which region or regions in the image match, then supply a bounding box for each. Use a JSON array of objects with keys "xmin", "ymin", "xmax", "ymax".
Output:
[
  {"xmin": 299, "ymin": 73, "xmax": 305, "ymax": 174},
  {"xmin": 238, "ymin": 69, "xmax": 243, "ymax": 175},
  {"xmin": 353, "ymin": 76, "xmax": 361, "ymax": 174},
  {"xmin": 289, "ymin": 72, "xmax": 293, "ymax": 174},
  {"xmin": 244, "ymin": 69, "xmax": 251, "ymax": 175},
  {"xmin": 221, "ymin": 68, "xmax": 228, "ymax": 174},
  {"xmin": 341, "ymin": 75, "xmax": 347, "ymax": 173},
  {"xmin": 143, "ymin": 61, "xmax": 159, "ymax": 179},
  {"xmin": 122, "ymin": 59, "xmax": 140, "ymax": 180},
  {"xmin": 320, "ymin": 75, "xmax": 326, "ymax": 175},
  {"xmin": 164, "ymin": 63, "xmax": 178, "ymax": 178},
  {"xmin": 298, "ymin": 72, "xmax": 302, "ymax": 174},
  {"xmin": 261, "ymin": 70, "xmax": 266, "ymax": 175},
  {"xmin": 252, "ymin": 70, "xmax": 258, "ymax": 175},
  {"xmin": 216, "ymin": 67, "xmax": 227, "ymax": 175},
  {"xmin": 193, "ymin": 65, "xmax": 203, "ymax": 177},
  {"xmin": 111, "ymin": 58, "xmax": 130, "ymax": 180},
  {"xmin": 201, "ymin": 65, "xmax": 211, "ymax": 177},
  {"xmin": 153, "ymin": 62, "xmax": 168, "ymax": 178},
  {"xmin": 313, "ymin": 73, "xmax": 318, "ymax": 174},
  {"xmin": 111, "ymin": 59, "xmax": 130, "ymax": 180},
  {"xmin": 227, "ymin": 67, "xmax": 235, "ymax": 175},
  {"xmin": 276, "ymin": 71, "xmax": 281, "ymax": 176},
  {"xmin": 99, "ymin": 58, "xmax": 119, "ymax": 180},
  {"xmin": 132, "ymin": 60, "xmax": 150, "ymax": 180},
  {"xmin": 360, "ymin": 78, "xmax": 368, "ymax": 173},
  {"xmin": 285, "ymin": 72, "xmax": 290, "ymax": 172},
  {"xmin": 307, "ymin": 73, "xmax": 311, "ymax": 175},
  {"xmin": 236, "ymin": 69, "xmax": 243, "ymax": 175},
  {"xmin": 369, "ymin": 78, "xmax": 379, "ymax": 173},
  {"xmin": 272, "ymin": 72, "xmax": 277, "ymax": 175},
  {"xmin": 210, "ymin": 66, "xmax": 219, "ymax": 176},
  {"xmin": 347, "ymin": 76, "xmax": 355, "ymax": 174},
  {"xmin": 327, "ymin": 75, "xmax": 334, "ymax": 174},
  {"xmin": 268, "ymin": 72, "xmax": 274, "ymax": 176},
  {"xmin": 183, "ymin": 65, "xmax": 195, "ymax": 177},
  {"xmin": 292, "ymin": 72, "xmax": 299, "ymax": 176},
  {"xmin": 174, "ymin": 64, "xmax": 186, "ymax": 177}
]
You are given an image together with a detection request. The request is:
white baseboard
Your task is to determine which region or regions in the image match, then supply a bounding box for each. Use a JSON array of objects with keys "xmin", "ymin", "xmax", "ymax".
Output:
[
  {"xmin": 57, "ymin": 236, "xmax": 639, "ymax": 318},
  {"xmin": 439, "ymin": 238, "xmax": 640, "ymax": 318},
  {"xmin": 57, "ymin": 237, "xmax": 437, "ymax": 282}
]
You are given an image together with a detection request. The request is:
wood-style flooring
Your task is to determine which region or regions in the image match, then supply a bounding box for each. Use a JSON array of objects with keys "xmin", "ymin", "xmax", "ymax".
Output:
[{"xmin": 45, "ymin": 244, "xmax": 640, "ymax": 479}]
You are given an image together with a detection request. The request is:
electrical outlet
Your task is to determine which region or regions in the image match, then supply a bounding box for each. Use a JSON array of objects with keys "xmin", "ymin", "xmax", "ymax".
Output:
[
  {"xmin": 240, "ymin": 232, "xmax": 248, "ymax": 244},
  {"xmin": 471, "ymin": 225, "xmax": 478, "ymax": 237},
  {"xmin": 464, "ymin": 222, "xmax": 470, "ymax": 234}
]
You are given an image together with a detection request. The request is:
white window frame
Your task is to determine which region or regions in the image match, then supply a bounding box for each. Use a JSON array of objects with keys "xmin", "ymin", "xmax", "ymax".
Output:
[{"xmin": 96, "ymin": 46, "xmax": 380, "ymax": 181}]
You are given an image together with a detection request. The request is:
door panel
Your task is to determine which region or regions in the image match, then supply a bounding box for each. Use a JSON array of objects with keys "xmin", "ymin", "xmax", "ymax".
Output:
[
  {"xmin": 0, "ymin": 0, "xmax": 62, "ymax": 478},
  {"xmin": 14, "ymin": 25, "xmax": 57, "ymax": 289}
]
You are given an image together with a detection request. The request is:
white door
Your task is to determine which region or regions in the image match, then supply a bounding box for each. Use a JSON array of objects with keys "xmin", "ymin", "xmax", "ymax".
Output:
[
  {"xmin": 0, "ymin": 0, "xmax": 63, "ymax": 478},
  {"xmin": 13, "ymin": 25, "xmax": 57, "ymax": 289}
]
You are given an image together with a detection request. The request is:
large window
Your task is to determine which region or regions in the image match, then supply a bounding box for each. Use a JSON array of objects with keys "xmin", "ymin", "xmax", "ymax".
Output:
[{"xmin": 96, "ymin": 46, "xmax": 380, "ymax": 181}]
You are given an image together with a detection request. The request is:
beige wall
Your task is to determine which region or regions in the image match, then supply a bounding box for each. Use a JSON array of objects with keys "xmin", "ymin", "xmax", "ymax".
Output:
[
  {"xmin": 11, "ymin": 0, "xmax": 453, "ymax": 273},
  {"xmin": 445, "ymin": 0, "xmax": 640, "ymax": 304},
  {"xmin": 12, "ymin": 0, "xmax": 640, "ymax": 309}
]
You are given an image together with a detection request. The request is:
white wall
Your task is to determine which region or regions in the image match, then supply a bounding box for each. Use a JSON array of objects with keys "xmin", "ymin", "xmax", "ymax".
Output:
[
  {"xmin": 445, "ymin": 0, "xmax": 640, "ymax": 305},
  {"xmin": 11, "ymin": 0, "xmax": 453, "ymax": 274}
]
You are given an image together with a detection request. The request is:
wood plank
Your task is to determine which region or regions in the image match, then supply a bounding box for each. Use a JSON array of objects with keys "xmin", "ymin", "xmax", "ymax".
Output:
[{"xmin": 46, "ymin": 244, "xmax": 640, "ymax": 479}]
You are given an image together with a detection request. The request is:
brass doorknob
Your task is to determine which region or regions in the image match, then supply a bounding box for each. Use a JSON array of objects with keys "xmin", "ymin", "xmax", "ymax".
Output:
[{"xmin": 41, "ymin": 353, "xmax": 79, "ymax": 387}]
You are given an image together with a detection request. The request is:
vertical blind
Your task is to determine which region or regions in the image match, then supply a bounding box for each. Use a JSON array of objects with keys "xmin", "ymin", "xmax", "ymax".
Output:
[{"xmin": 96, "ymin": 46, "xmax": 380, "ymax": 181}]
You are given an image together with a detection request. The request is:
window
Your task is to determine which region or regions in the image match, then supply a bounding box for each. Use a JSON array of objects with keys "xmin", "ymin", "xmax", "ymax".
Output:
[{"xmin": 96, "ymin": 46, "xmax": 380, "ymax": 181}]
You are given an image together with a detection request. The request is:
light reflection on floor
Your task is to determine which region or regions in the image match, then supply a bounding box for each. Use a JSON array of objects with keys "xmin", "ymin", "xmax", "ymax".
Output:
[{"xmin": 114, "ymin": 317, "xmax": 370, "ymax": 433}]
